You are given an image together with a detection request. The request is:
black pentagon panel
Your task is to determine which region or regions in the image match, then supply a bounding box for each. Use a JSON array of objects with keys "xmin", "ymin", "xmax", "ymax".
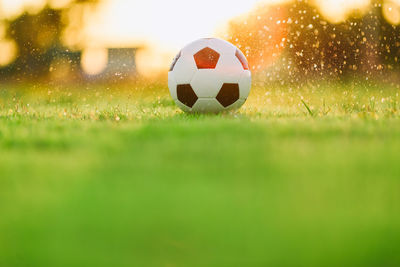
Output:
[
  {"xmin": 235, "ymin": 49, "xmax": 249, "ymax": 70},
  {"xmin": 177, "ymin": 84, "xmax": 198, "ymax": 108},
  {"xmin": 194, "ymin": 47, "xmax": 220, "ymax": 69},
  {"xmin": 169, "ymin": 51, "xmax": 182, "ymax": 71},
  {"xmin": 216, "ymin": 83, "xmax": 240, "ymax": 107}
]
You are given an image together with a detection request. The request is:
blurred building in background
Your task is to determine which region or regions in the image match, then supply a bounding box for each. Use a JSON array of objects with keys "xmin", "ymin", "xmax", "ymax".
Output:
[
  {"xmin": 80, "ymin": 47, "xmax": 139, "ymax": 81},
  {"xmin": 100, "ymin": 48, "xmax": 138, "ymax": 80}
]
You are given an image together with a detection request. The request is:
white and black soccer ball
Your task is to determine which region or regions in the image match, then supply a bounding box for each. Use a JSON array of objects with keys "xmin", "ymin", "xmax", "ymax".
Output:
[{"xmin": 168, "ymin": 38, "xmax": 251, "ymax": 113}]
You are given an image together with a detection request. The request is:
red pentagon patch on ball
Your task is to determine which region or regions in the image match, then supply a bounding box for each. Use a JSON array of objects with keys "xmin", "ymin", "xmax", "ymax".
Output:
[{"xmin": 194, "ymin": 47, "xmax": 220, "ymax": 69}]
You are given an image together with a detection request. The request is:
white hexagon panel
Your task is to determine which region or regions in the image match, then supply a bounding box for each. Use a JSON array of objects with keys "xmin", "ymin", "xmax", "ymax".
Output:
[{"xmin": 168, "ymin": 38, "xmax": 251, "ymax": 113}]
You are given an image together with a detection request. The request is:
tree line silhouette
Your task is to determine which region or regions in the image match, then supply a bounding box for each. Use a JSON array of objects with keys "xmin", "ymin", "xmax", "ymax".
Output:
[{"xmin": 0, "ymin": 0, "xmax": 399, "ymax": 81}]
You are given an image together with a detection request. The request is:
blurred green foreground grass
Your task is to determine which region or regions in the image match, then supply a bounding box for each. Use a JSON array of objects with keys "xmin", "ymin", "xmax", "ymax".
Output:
[{"xmin": 1, "ymin": 81, "xmax": 400, "ymax": 267}]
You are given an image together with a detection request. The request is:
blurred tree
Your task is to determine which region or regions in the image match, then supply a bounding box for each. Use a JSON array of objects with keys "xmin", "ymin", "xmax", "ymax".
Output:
[
  {"xmin": 286, "ymin": 0, "xmax": 367, "ymax": 79},
  {"xmin": 0, "ymin": 0, "xmax": 99, "ymax": 80}
]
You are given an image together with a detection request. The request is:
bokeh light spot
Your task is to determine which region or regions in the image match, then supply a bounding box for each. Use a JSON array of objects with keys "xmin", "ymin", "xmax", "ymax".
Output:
[{"xmin": 81, "ymin": 47, "xmax": 108, "ymax": 76}]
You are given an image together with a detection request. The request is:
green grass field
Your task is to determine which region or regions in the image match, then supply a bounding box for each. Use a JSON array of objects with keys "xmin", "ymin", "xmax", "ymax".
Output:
[{"xmin": 1, "ymin": 81, "xmax": 400, "ymax": 266}]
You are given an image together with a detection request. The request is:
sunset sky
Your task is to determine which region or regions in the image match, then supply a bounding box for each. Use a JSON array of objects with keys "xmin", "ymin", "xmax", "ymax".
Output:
[
  {"xmin": 83, "ymin": 0, "xmax": 370, "ymax": 74},
  {"xmin": 84, "ymin": 0, "xmax": 270, "ymax": 74},
  {"xmin": 86, "ymin": 0, "xmax": 370, "ymax": 47}
]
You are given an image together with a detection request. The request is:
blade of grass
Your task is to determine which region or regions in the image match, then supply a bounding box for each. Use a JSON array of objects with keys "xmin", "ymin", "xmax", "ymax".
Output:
[{"xmin": 301, "ymin": 100, "xmax": 314, "ymax": 116}]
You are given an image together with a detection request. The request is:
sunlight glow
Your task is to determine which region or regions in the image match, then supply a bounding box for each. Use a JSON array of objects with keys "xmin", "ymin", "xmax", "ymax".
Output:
[
  {"xmin": 316, "ymin": 0, "xmax": 371, "ymax": 23},
  {"xmin": 83, "ymin": 0, "xmax": 268, "ymax": 74},
  {"xmin": 0, "ymin": 39, "xmax": 17, "ymax": 66},
  {"xmin": 383, "ymin": 0, "xmax": 400, "ymax": 25},
  {"xmin": 85, "ymin": 0, "xmax": 264, "ymax": 48},
  {"xmin": 49, "ymin": 0, "xmax": 72, "ymax": 9},
  {"xmin": 0, "ymin": 0, "xmax": 46, "ymax": 18}
]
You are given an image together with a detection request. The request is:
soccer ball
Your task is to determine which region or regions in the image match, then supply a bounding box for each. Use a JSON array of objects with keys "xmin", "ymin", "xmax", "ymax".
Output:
[{"xmin": 168, "ymin": 38, "xmax": 251, "ymax": 113}]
